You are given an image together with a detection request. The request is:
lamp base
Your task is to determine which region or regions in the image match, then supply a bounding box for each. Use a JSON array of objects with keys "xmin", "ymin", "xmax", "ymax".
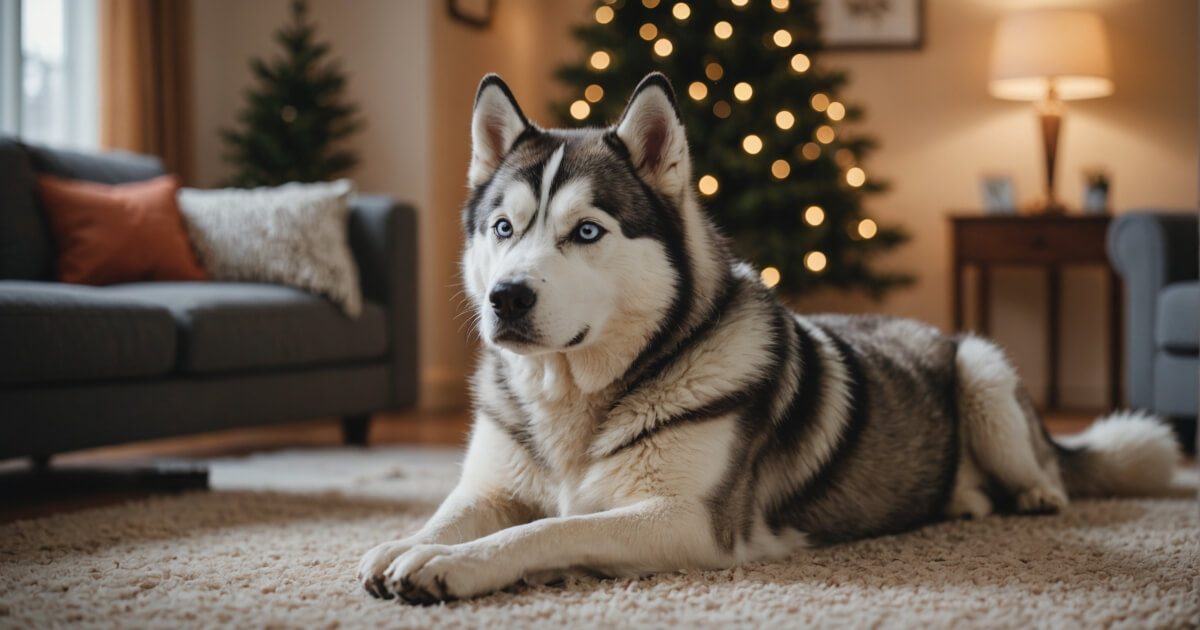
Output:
[{"xmin": 1027, "ymin": 199, "xmax": 1068, "ymax": 215}]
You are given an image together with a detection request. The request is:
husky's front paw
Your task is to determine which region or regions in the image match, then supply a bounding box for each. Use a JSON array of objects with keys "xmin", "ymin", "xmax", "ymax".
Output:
[
  {"xmin": 1016, "ymin": 484, "xmax": 1068, "ymax": 514},
  {"xmin": 384, "ymin": 543, "xmax": 506, "ymax": 604},
  {"xmin": 947, "ymin": 487, "xmax": 992, "ymax": 520},
  {"xmin": 358, "ymin": 539, "xmax": 419, "ymax": 598}
]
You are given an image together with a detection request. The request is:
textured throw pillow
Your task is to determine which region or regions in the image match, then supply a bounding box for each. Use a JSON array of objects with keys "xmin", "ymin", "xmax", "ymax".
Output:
[
  {"xmin": 176, "ymin": 180, "xmax": 362, "ymax": 317},
  {"xmin": 36, "ymin": 174, "xmax": 209, "ymax": 285}
]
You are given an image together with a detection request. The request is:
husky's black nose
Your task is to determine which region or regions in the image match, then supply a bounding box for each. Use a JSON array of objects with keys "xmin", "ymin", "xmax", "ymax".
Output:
[{"xmin": 490, "ymin": 282, "xmax": 537, "ymax": 321}]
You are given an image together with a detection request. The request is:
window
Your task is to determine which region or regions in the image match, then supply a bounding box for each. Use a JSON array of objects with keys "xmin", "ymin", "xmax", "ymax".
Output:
[{"xmin": 0, "ymin": 0, "xmax": 98, "ymax": 149}]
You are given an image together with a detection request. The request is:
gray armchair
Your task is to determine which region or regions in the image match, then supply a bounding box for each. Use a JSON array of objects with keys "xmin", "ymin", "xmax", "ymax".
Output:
[{"xmin": 1107, "ymin": 211, "xmax": 1197, "ymax": 450}]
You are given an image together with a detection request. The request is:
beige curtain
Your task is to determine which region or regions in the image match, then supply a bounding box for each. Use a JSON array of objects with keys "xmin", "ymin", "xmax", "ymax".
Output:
[{"xmin": 99, "ymin": 0, "xmax": 193, "ymax": 183}]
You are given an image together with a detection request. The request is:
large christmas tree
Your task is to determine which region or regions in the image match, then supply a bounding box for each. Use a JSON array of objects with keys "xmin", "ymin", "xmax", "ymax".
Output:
[
  {"xmin": 555, "ymin": 0, "xmax": 911, "ymax": 297},
  {"xmin": 221, "ymin": 1, "xmax": 363, "ymax": 188}
]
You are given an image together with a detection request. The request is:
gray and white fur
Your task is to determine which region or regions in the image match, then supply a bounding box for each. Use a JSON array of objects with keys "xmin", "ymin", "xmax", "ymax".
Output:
[{"xmin": 358, "ymin": 73, "xmax": 1180, "ymax": 604}]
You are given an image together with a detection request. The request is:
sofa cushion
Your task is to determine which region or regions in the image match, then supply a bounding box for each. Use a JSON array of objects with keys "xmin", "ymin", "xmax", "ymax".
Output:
[
  {"xmin": 24, "ymin": 143, "xmax": 166, "ymax": 184},
  {"xmin": 0, "ymin": 137, "xmax": 54, "ymax": 280},
  {"xmin": 1156, "ymin": 282, "xmax": 1199, "ymax": 354},
  {"xmin": 0, "ymin": 281, "xmax": 177, "ymax": 384},
  {"xmin": 37, "ymin": 174, "xmax": 209, "ymax": 285},
  {"xmin": 102, "ymin": 282, "xmax": 388, "ymax": 374}
]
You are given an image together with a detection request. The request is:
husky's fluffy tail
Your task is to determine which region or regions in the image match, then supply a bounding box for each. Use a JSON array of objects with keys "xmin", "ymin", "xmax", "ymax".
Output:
[{"xmin": 1053, "ymin": 411, "xmax": 1180, "ymax": 498}]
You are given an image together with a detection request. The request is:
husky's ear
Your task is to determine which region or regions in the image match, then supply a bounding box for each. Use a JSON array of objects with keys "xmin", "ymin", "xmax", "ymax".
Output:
[
  {"xmin": 615, "ymin": 73, "xmax": 690, "ymax": 202},
  {"xmin": 469, "ymin": 74, "xmax": 531, "ymax": 187}
]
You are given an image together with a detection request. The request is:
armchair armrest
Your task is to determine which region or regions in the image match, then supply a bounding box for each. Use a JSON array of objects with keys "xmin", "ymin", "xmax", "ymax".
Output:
[
  {"xmin": 1107, "ymin": 210, "xmax": 1198, "ymax": 410},
  {"xmin": 348, "ymin": 195, "xmax": 418, "ymax": 408}
]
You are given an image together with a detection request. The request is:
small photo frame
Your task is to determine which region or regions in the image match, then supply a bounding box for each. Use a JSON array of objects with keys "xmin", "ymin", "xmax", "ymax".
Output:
[
  {"xmin": 980, "ymin": 175, "xmax": 1016, "ymax": 214},
  {"xmin": 819, "ymin": 0, "xmax": 924, "ymax": 50}
]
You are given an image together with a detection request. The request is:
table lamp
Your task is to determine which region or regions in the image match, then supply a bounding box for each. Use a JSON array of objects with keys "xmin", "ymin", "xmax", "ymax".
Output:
[{"xmin": 990, "ymin": 10, "xmax": 1113, "ymax": 213}]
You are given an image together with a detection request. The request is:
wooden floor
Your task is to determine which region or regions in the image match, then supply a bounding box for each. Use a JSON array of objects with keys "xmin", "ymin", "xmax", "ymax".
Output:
[{"xmin": 0, "ymin": 409, "xmax": 1140, "ymax": 525}]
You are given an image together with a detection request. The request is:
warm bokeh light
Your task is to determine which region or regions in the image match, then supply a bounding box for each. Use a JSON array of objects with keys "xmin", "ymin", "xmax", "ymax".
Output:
[
  {"xmin": 672, "ymin": 2, "xmax": 691, "ymax": 19},
  {"xmin": 714, "ymin": 20, "xmax": 733, "ymax": 39},
  {"xmin": 585, "ymin": 84, "xmax": 604, "ymax": 102},
  {"xmin": 816, "ymin": 125, "xmax": 835, "ymax": 144},
  {"xmin": 804, "ymin": 205, "xmax": 825, "ymax": 226},
  {"xmin": 771, "ymin": 159, "xmax": 791, "ymax": 179},
  {"xmin": 827, "ymin": 102, "xmax": 846, "ymax": 121},
  {"xmin": 705, "ymin": 62, "xmax": 724, "ymax": 80},
  {"xmin": 804, "ymin": 251, "xmax": 828, "ymax": 272},
  {"xmin": 771, "ymin": 0, "xmax": 790, "ymax": 10},
  {"xmin": 846, "ymin": 166, "xmax": 866, "ymax": 187},
  {"xmin": 857, "ymin": 218, "xmax": 878, "ymax": 239},
  {"xmin": 654, "ymin": 38, "xmax": 674, "ymax": 56},
  {"xmin": 801, "ymin": 142, "xmax": 821, "ymax": 160},
  {"xmin": 810, "ymin": 93, "xmax": 830, "ymax": 111},
  {"xmin": 733, "ymin": 82, "xmax": 753, "ymax": 101},
  {"xmin": 731, "ymin": 0, "xmax": 748, "ymax": 6},
  {"xmin": 590, "ymin": 51, "xmax": 611, "ymax": 70},
  {"xmin": 639, "ymin": 23, "xmax": 658, "ymax": 40},
  {"xmin": 835, "ymin": 148, "xmax": 855, "ymax": 167},
  {"xmin": 698, "ymin": 174, "xmax": 719, "ymax": 195},
  {"xmin": 713, "ymin": 100, "xmax": 731, "ymax": 118},
  {"xmin": 643, "ymin": 0, "xmax": 660, "ymax": 7},
  {"xmin": 569, "ymin": 100, "xmax": 590, "ymax": 120},
  {"xmin": 773, "ymin": 29, "xmax": 792, "ymax": 47},
  {"xmin": 742, "ymin": 134, "xmax": 763, "ymax": 154},
  {"xmin": 775, "ymin": 110, "xmax": 794, "ymax": 130},
  {"xmin": 790, "ymin": 53, "xmax": 811, "ymax": 73},
  {"xmin": 688, "ymin": 81, "xmax": 708, "ymax": 100},
  {"xmin": 595, "ymin": 6, "xmax": 614, "ymax": 24},
  {"xmin": 761, "ymin": 266, "xmax": 781, "ymax": 288}
]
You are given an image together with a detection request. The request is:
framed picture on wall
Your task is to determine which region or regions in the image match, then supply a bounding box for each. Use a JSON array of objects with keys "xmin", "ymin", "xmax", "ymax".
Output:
[
  {"xmin": 979, "ymin": 174, "xmax": 1016, "ymax": 214},
  {"xmin": 819, "ymin": 0, "xmax": 924, "ymax": 50}
]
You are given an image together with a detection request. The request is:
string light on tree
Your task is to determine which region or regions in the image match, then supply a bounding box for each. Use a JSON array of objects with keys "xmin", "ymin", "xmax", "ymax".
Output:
[
  {"xmin": 556, "ymin": 0, "xmax": 911, "ymax": 296},
  {"xmin": 733, "ymin": 82, "xmax": 753, "ymax": 101},
  {"xmin": 804, "ymin": 205, "xmax": 825, "ymax": 226},
  {"xmin": 857, "ymin": 219, "xmax": 878, "ymax": 239},
  {"xmin": 570, "ymin": 100, "xmax": 590, "ymax": 120},
  {"xmin": 846, "ymin": 167, "xmax": 866, "ymax": 187},
  {"xmin": 804, "ymin": 251, "xmax": 828, "ymax": 273},
  {"xmin": 761, "ymin": 266, "xmax": 781, "ymax": 288},
  {"xmin": 742, "ymin": 134, "xmax": 763, "ymax": 155}
]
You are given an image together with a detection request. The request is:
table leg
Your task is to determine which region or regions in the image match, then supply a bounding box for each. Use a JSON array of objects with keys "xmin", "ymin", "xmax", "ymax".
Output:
[
  {"xmin": 977, "ymin": 265, "xmax": 991, "ymax": 336},
  {"xmin": 953, "ymin": 261, "xmax": 965, "ymax": 332},
  {"xmin": 1109, "ymin": 270, "xmax": 1122, "ymax": 409},
  {"xmin": 1046, "ymin": 265, "xmax": 1060, "ymax": 410}
]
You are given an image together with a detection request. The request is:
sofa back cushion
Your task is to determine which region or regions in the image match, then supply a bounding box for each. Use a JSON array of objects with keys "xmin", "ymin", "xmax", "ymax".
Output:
[
  {"xmin": 0, "ymin": 137, "xmax": 53, "ymax": 279},
  {"xmin": 37, "ymin": 174, "xmax": 208, "ymax": 285},
  {"xmin": 24, "ymin": 143, "xmax": 166, "ymax": 184}
]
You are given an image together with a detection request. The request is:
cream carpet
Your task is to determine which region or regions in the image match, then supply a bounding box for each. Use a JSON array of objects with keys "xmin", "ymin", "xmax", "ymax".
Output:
[{"xmin": 1, "ymin": 447, "xmax": 1197, "ymax": 629}]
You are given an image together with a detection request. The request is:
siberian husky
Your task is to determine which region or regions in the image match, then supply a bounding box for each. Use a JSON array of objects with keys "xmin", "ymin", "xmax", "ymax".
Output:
[{"xmin": 359, "ymin": 73, "xmax": 1179, "ymax": 604}]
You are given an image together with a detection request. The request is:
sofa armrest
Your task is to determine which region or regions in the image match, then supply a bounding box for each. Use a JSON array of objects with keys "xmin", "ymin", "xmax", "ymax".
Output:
[
  {"xmin": 348, "ymin": 195, "xmax": 418, "ymax": 408},
  {"xmin": 1107, "ymin": 210, "xmax": 1198, "ymax": 410}
]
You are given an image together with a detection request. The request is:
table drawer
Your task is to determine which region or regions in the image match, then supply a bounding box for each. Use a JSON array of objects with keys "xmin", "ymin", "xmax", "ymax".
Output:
[{"xmin": 954, "ymin": 218, "xmax": 1110, "ymax": 264}]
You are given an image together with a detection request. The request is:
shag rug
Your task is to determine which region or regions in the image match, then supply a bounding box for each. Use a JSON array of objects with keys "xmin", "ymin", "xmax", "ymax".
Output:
[{"xmin": 1, "ymin": 447, "xmax": 1196, "ymax": 629}]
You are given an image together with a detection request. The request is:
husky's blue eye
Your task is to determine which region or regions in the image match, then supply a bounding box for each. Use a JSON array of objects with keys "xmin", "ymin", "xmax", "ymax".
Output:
[
  {"xmin": 494, "ymin": 219, "xmax": 514, "ymax": 239},
  {"xmin": 573, "ymin": 221, "xmax": 605, "ymax": 243}
]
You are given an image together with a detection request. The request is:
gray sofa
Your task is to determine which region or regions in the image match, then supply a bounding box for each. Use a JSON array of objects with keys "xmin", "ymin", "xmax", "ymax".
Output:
[
  {"xmin": 1107, "ymin": 211, "xmax": 1197, "ymax": 449},
  {"xmin": 0, "ymin": 138, "xmax": 417, "ymax": 462}
]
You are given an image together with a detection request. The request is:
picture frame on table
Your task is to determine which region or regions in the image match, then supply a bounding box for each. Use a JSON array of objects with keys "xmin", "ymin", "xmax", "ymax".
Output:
[
  {"xmin": 818, "ymin": 0, "xmax": 924, "ymax": 50},
  {"xmin": 980, "ymin": 174, "xmax": 1016, "ymax": 214}
]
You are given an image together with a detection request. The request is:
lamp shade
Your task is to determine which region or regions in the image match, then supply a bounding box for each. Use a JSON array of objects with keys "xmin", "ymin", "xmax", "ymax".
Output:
[{"xmin": 990, "ymin": 10, "xmax": 1113, "ymax": 101}]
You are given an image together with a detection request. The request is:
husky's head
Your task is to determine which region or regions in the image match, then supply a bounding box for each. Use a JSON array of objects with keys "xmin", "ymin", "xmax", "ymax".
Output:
[{"xmin": 462, "ymin": 73, "xmax": 725, "ymax": 389}]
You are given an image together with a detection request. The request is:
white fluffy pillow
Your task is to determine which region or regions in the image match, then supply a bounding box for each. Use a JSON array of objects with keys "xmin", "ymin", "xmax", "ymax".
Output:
[{"xmin": 177, "ymin": 180, "xmax": 362, "ymax": 317}]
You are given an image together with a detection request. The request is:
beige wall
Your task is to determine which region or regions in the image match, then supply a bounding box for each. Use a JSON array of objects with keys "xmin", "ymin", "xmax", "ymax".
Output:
[
  {"xmin": 791, "ymin": 0, "xmax": 1198, "ymax": 408},
  {"xmin": 191, "ymin": 0, "xmax": 1196, "ymax": 411}
]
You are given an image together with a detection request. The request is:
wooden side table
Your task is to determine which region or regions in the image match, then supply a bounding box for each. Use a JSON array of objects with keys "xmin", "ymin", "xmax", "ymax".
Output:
[{"xmin": 949, "ymin": 215, "xmax": 1120, "ymax": 410}]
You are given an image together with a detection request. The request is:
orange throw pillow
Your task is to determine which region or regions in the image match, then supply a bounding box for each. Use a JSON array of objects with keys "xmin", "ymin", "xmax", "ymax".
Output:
[{"xmin": 37, "ymin": 174, "xmax": 208, "ymax": 285}]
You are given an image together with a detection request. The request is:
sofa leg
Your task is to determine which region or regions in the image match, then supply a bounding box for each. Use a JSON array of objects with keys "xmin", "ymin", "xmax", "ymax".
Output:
[{"xmin": 342, "ymin": 414, "xmax": 370, "ymax": 446}]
